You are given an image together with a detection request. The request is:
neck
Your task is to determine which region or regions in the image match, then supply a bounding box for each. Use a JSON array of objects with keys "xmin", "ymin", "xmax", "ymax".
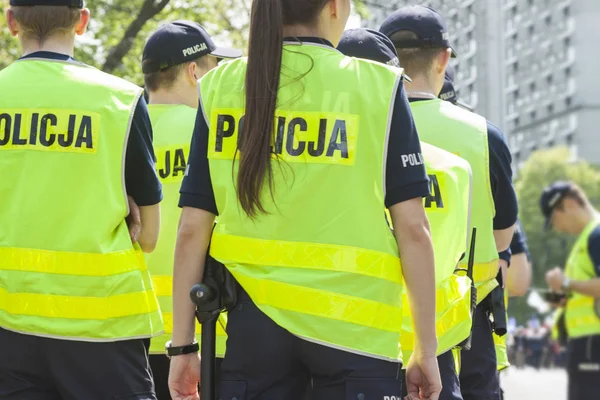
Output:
[
  {"xmin": 404, "ymin": 78, "xmax": 439, "ymax": 98},
  {"xmin": 20, "ymin": 35, "xmax": 75, "ymax": 58},
  {"xmin": 283, "ymin": 24, "xmax": 333, "ymax": 45},
  {"xmin": 575, "ymin": 207, "xmax": 598, "ymax": 234},
  {"xmin": 148, "ymin": 86, "xmax": 198, "ymax": 109}
]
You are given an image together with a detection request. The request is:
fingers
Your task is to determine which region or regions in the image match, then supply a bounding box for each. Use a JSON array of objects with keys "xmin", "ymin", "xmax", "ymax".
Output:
[{"xmin": 126, "ymin": 195, "xmax": 141, "ymax": 242}]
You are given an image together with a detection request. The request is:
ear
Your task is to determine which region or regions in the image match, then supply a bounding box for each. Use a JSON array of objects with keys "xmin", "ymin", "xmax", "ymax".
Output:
[
  {"xmin": 187, "ymin": 61, "xmax": 198, "ymax": 84},
  {"xmin": 75, "ymin": 8, "xmax": 91, "ymax": 36},
  {"xmin": 6, "ymin": 9, "xmax": 19, "ymax": 37},
  {"xmin": 437, "ymin": 48, "xmax": 452, "ymax": 74}
]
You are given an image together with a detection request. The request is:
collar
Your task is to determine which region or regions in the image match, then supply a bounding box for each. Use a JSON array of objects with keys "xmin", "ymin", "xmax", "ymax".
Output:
[
  {"xmin": 283, "ymin": 36, "xmax": 334, "ymax": 48},
  {"xmin": 19, "ymin": 51, "xmax": 75, "ymax": 61}
]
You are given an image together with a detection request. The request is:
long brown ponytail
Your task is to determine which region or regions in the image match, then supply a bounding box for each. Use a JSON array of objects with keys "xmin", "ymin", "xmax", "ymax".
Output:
[{"xmin": 238, "ymin": 0, "xmax": 329, "ymax": 218}]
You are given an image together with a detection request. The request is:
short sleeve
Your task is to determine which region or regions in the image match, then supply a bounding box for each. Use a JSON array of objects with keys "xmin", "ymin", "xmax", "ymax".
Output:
[
  {"xmin": 385, "ymin": 81, "xmax": 430, "ymax": 208},
  {"xmin": 487, "ymin": 122, "xmax": 518, "ymax": 230},
  {"xmin": 125, "ymin": 97, "xmax": 163, "ymax": 206},
  {"xmin": 587, "ymin": 226, "xmax": 600, "ymax": 277},
  {"xmin": 178, "ymin": 101, "xmax": 218, "ymax": 215}
]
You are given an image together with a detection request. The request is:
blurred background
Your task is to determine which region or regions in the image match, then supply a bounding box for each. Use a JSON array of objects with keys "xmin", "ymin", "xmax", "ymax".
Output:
[{"xmin": 2, "ymin": 0, "xmax": 597, "ymax": 398}]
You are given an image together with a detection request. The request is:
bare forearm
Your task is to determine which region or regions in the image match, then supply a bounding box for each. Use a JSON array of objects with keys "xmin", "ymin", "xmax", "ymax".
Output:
[
  {"xmin": 507, "ymin": 253, "xmax": 532, "ymax": 297},
  {"xmin": 569, "ymin": 278, "xmax": 600, "ymax": 298},
  {"xmin": 494, "ymin": 225, "xmax": 515, "ymax": 253},
  {"xmin": 396, "ymin": 224, "xmax": 437, "ymax": 354},
  {"xmin": 172, "ymin": 210, "xmax": 214, "ymax": 346}
]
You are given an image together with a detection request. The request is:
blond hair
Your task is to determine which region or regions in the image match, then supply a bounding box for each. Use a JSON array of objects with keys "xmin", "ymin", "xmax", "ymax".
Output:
[{"xmin": 389, "ymin": 30, "xmax": 445, "ymax": 76}]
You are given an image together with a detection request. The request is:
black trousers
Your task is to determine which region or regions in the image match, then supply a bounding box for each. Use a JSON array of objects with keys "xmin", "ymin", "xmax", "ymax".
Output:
[
  {"xmin": 459, "ymin": 302, "xmax": 500, "ymax": 400},
  {"xmin": 218, "ymin": 291, "xmax": 403, "ymax": 400},
  {"xmin": 0, "ymin": 327, "xmax": 156, "ymax": 400},
  {"xmin": 567, "ymin": 335, "xmax": 600, "ymax": 400}
]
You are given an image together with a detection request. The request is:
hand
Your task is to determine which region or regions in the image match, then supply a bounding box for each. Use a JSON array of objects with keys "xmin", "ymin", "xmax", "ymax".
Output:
[
  {"xmin": 126, "ymin": 195, "xmax": 141, "ymax": 243},
  {"xmin": 169, "ymin": 353, "xmax": 201, "ymax": 400},
  {"xmin": 546, "ymin": 267, "xmax": 565, "ymax": 293},
  {"xmin": 499, "ymin": 259, "xmax": 508, "ymax": 289},
  {"xmin": 404, "ymin": 353, "xmax": 442, "ymax": 400}
]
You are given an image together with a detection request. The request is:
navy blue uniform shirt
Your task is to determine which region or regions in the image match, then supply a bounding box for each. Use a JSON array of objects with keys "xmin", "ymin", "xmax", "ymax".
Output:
[
  {"xmin": 19, "ymin": 51, "xmax": 162, "ymax": 206},
  {"xmin": 180, "ymin": 38, "xmax": 430, "ymax": 214},
  {"xmin": 409, "ymin": 98, "xmax": 518, "ymax": 230},
  {"xmin": 587, "ymin": 225, "xmax": 600, "ymax": 277}
]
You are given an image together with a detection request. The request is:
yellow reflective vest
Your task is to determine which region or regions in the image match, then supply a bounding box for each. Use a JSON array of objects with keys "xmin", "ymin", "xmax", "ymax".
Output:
[
  {"xmin": 494, "ymin": 291, "xmax": 510, "ymax": 370},
  {"xmin": 565, "ymin": 219, "xmax": 600, "ymax": 339},
  {"xmin": 391, "ymin": 143, "xmax": 473, "ymax": 362},
  {"xmin": 410, "ymin": 99, "xmax": 498, "ymax": 304},
  {"xmin": 199, "ymin": 43, "xmax": 407, "ymax": 361},
  {"xmin": 146, "ymin": 104, "xmax": 227, "ymax": 355},
  {"xmin": 0, "ymin": 58, "xmax": 162, "ymax": 340}
]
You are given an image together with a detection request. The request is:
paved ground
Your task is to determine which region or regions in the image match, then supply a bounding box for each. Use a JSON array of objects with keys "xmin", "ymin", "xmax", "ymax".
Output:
[{"xmin": 501, "ymin": 367, "xmax": 568, "ymax": 400}]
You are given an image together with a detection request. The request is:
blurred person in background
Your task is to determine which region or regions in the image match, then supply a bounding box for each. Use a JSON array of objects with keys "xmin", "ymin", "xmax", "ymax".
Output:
[
  {"xmin": 141, "ymin": 20, "xmax": 241, "ymax": 399},
  {"xmin": 542, "ymin": 181, "xmax": 600, "ymax": 400}
]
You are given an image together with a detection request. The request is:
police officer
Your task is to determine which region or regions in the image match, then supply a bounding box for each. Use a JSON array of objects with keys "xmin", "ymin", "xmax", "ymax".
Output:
[
  {"xmin": 338, "ymin": 28, "xmax": 474, "ymax": 400},
  {"xmin": 167, "ymin": 1, "xmax": 443, "ymax": 399},
  {"xmin": 380, "ymin": 6, "xmax": 518, "ymax": 400},
  {"xmin": 541, "ymin": 181, "xmax": 600, "ymax": 400},
  {"xmin": 0, "ymin": 1, "xmax": 163, "ymax": 398},
  {"xmin": 141, "ymin": 20, "xmax": 242, "ymax": 399}
]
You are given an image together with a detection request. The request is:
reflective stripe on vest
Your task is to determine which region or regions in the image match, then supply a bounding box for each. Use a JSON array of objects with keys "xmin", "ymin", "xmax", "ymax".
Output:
[
  {"xmin": 146, "ymin": 104, "xmax": 227, "ymax": 355},
  {"xmin": 494, "ymin": 291, "xmax": 510, "ymax": 371},
  {"xmin": 0, "ymin": 59, "xmax": 162, "ymax": 340},
  {"xmin": 565, "ymin": 219, "xmax": 600, "ymax": 339},
  {"xmin": 409, "ymin": 100, "xmax": 499, "ymax": 303},
  {"xmin": 395, "ymin": 143, "xmax": 473, "ymax": 362},
  {"xmin": 200, "ymin": 43, "xmax": 406, "ymax": 361}
]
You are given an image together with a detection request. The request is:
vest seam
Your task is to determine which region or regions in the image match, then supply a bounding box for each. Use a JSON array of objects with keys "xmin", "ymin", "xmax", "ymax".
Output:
[
  {"xmin": 382, "ymin": 74, "xmax": 402, "ymax": 199},
  {"xmin": 14, "ymin": 57, "xmax": 90, "ymax": 67},
  {"xmin": 198, "ymin": 85, "xmax": 211, "ymax": 129}
]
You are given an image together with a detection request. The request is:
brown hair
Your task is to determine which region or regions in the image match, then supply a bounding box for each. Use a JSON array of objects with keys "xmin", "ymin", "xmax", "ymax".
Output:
[
  {"xmin": 389, "ymin": 30, "xmax": 445, "ymax": 76},
  {"xmin": 238, "ymin": 0, "xmax": 329, "ymax": 218},
  {"xmin": 11, "ymin": 6, "xmax": 80, "ymax": 43},
  {"xmin": 144, "ymin": 57, "xmax": 212, "ymax": 92},
  {"xmin": 555, "ymin": 184, "xmax": 589, "ymax": 210}
]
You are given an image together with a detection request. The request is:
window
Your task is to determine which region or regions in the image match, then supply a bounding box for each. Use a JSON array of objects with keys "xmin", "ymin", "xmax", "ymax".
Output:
[
  {"xmin": 531, "ymin": 110, "xmax": 537, "ymax": 120},
  {"xmin": 565, "ymin": 66, "xmax": 572, "ymax": 77},
  {"xmin": 547, "ymin": 104, "xmax": 554, "ymax": 114},
  {"xmin": 564, "ymin": 37, "xmax": 571, "ymax": 48},
  {"xmin": 548, "ymin": 140, "xmax": 555, "ymax": 147},
  {"xmin": 563, "ymin": 6, "xmax": 570, "ymax": 17},
  {"xmin": 513, "ymin": 62, "xmax": 519, "ymax": 73},
  {"xmin": 546, "ymin": 74, "xmax": 554, "ymax": 84},
  {"xmin": 530, "ymin": 82, "xmax": 537, "ymax": 92},
  {"xmin": 528, "ymin": 0, "xmax": 534, "ymax": 5},
  {"xmin": 566, "ymin": 96, "xmax": 573, "ymax": 107},
  {"xmin": 528, "ymin": 25, "xmax": 535, "ymax": 35},
  {"xmin": 566, "ymin": 133, "xmax": 574, "ymax": 145},
  {"xmin": 515, "ymin": 117, "xmax": 520, "ymax": 127},
  {"xmin": 545, "ymin": 15, "xmax": 552, "ymax": 25}
]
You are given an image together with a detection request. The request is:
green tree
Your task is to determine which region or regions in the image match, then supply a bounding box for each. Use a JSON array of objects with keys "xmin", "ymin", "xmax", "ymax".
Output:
[
  {"xmin": 509, "ymin": 147, "xmax": 600, "ymax": 323},
  {"xmin": 0, "ymin": 0, "xmax": 369, "ymax": 84},
  {"xmin": 0, "ymin": 0, "xmax": 252, "ymax": 83}
]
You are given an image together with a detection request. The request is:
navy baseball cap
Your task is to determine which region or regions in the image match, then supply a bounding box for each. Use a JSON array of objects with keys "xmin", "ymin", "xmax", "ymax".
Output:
[
  {"xmin": 10, "ymin": 0, "xmax": 83, "ymax": 6},
  {"xmin": 337, "ymin": 28, "xmax": 400, "ymax": 67},
  {"xmin": 540, "ymin": 181, "xmax": 572, "ymax": 230},
  {"xmin": 142, "ymin": 20, "xmax": 242, "ymax": 74},
  {"xmin": 379, "ymin": 5, "xmax": 457, "ymax": 58},
  {"xmin": 439, "ymin": 65, "xmax": 458, "ymax": 103}
]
